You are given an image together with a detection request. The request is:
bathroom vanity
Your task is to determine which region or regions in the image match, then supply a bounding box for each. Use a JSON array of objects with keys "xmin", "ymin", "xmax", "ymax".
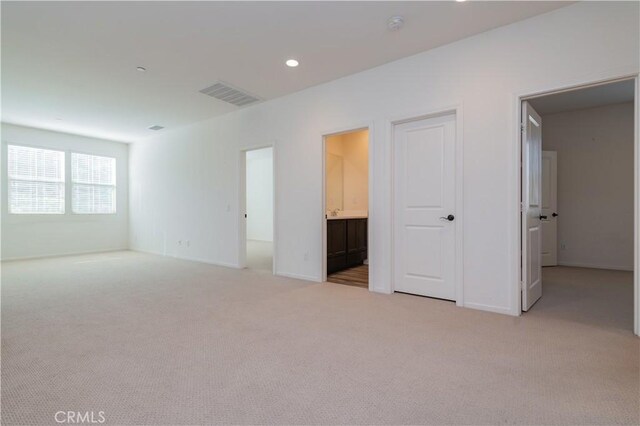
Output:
[{"xmin": 327, "ymin": 216, "xmax": 367, "ymax": 274}]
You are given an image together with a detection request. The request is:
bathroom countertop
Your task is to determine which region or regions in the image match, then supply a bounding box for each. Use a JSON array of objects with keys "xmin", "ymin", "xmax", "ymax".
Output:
[{"xmin": 326, "ymin": 215, "xmax": 368, "ymax": 220}]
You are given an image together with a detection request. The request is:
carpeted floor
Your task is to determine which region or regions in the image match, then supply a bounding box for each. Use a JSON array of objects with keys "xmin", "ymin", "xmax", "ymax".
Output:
[{"xmin": 1, "ymin": 251, "xmax": 638, "ymax": 425}]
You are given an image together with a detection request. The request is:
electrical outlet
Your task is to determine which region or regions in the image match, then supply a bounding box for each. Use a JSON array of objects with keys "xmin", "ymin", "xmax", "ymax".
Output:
[
  {"xmin": 560, "ymin": 243, "xmax": 566, "ymax": 250},
  {"xmin": 178, "ymin": 240, "xmax": 182, "ymax": 246}
]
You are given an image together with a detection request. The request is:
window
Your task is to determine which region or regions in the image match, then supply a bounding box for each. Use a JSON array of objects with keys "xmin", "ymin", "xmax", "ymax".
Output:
[
  {"xmin": 71, "ymin": 153, "xmax": 116, "ymax": 214},
  {"xmin": 8, "ymin": 145, "xmax": 65, "ymax": 214}
]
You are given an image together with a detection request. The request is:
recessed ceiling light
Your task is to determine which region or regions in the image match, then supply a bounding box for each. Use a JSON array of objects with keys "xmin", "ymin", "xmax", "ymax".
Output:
[
  {"xmin": 387, "ymin": 16, "xmax": 405, "ymax": 31},
  {"xmin": 136, "ymin": 66, "xmax": 147, "ymax": 72},
  {"xmin": 456, "ymin": 0, "xmax": 466, "ymax": 2},
  {"xmin": 285, "ymin": 59, "xmax": 299, "ymax": 68}
]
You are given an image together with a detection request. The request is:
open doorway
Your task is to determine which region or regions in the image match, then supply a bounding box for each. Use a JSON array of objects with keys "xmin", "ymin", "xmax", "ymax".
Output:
[
  {"xmin": 323, "ymin": 128, "xmax": 369, "ymax": 288},
  {"xmin": 242, "ymin": 146, "xmax": 274, "ymax": 272},
  {"xmin": 520, "ymin": 78, "xmax": 637, "ymax": 332}
]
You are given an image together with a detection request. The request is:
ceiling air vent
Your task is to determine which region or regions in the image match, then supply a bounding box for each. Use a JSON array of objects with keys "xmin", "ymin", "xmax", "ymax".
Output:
[
  {"xmin": 199, "ymin": 81, "xmax": 261, "ymax": 107},
  {"xmin": 148, "ymin": 125, "xmax": 164, "ymax": 131}
]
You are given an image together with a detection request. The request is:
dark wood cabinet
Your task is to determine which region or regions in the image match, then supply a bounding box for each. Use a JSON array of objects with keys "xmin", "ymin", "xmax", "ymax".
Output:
[
  {"xmin": 327, "ymin": 218, "xmax": 367, "ymax": 274},
  {"xmin": 327, "ymin": 219, "xmax": 347, "ymax": 274}
]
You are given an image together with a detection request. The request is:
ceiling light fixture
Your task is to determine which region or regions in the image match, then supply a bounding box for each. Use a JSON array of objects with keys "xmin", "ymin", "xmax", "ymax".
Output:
[
  {"xmin": 136, "ymin": 66, "xmax": 147, "ymax": 72},
  {"xmin": 456, "ymin": 0, "xmax": 466, "ymax": 2},
  {"xmin": 285, "ymin": 59, "xmax": 299, "ymax": 68},
  {"xmin": 387, "ymin": 16, "xmax": 405, "ymax": 31}
]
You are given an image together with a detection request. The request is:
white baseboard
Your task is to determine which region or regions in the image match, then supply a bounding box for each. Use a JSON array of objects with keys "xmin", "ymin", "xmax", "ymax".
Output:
[
  {"xmin": 556, "ymin": 261, "xmax": 633, "ymax": 272},
  {"xmin": 1, "ymin": 247, "xmax": 130, "ymax": 262},
  {"xmin": 275, "ymin": 271, "xmax": 322, "ymax": 282},
  {"xmin": 463, "ymin": 302, "xmax": 515, "ymax": 316},
  {"xmin": 130, "ymin": 248, "xmax": 241, "ymax": 269}
]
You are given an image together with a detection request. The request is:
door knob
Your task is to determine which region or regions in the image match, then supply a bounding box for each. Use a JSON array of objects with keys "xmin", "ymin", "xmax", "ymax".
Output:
[
  {"xmin": 552, "ymin": 212, "xmax": 558, "ymax": 217},
  {"xmin": 440, "ymin": 214, "xmax": 455, "ymax": 222},
  {"xmin": 539, "ymin": 215, "xmax": 548, "ymax": 220}
]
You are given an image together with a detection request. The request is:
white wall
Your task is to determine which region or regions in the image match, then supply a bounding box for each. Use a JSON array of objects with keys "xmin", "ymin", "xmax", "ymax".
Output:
[
  {"xmin": 129, "ymin": 2, "xmax": 639, "ymax": 313},
  {"xmin": 246, "ymin": 147, "xmax": 273, "ymax": 242},
  {"xmin": 1, "ymin": 123, "xmax": 129, "ymax": 260},
  {"xmin": 542, "ymin": 102, "xmax": 634, "ymax": 271}
]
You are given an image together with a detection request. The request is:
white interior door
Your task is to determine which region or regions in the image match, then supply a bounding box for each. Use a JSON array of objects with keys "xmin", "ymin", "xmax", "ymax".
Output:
[
  {"xmin": 522, "ymin": 102, "xmax": 543, "ymax": 311},
  {"xmin": 393, "ymin": 112, "xmax": 456, "ymax": 300},
  {"xmin": 541, "ymin": 151, "xmax": 558, "ymax": 266}
]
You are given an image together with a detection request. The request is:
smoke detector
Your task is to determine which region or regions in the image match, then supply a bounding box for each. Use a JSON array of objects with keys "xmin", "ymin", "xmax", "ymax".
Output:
[{"xmin": 387, "ymin": 16, "xmax": 405, "ymax": 31}]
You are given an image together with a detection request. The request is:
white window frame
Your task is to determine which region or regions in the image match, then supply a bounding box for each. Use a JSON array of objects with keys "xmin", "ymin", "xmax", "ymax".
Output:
[
  {"xmin": 7, "ymin": 144, "xmax": 66, "ymax": 215},
  {"xmin": 71, "ymin": 152, "xmax": 117, "ymax": 215}
]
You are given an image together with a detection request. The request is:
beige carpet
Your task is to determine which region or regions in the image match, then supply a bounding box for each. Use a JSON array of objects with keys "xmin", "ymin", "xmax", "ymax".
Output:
[{"xmin": 1, "ymin": 252, "xmax": 638, "ymax": 425}]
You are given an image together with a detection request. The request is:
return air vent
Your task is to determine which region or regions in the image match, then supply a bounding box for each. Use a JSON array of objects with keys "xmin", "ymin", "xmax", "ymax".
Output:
[{"xmin": 199, "ymin": 81, "xmax": 261, "ymax": 107}]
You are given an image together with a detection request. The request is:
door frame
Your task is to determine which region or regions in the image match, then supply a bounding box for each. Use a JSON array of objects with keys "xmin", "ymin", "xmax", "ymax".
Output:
[
  {"xmin": 512, "ymin": 74, "xmax": 639, "ymax": 335},
  {"xmin": 389, "ymin": 105, "xmax": 464, "ymax": 306},
  {"xmin": 238, "ymin": 143, "xmax": 277, "ymax": 274},
  {"xmin": 321, "ymin": 123, "xmax": 373, "ymax": 288}
]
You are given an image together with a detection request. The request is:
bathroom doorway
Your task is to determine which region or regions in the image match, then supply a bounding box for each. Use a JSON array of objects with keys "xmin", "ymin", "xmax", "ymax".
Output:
[{"xmin": 323, "ymin": 128, "xmax": 369, "ymax": 288}]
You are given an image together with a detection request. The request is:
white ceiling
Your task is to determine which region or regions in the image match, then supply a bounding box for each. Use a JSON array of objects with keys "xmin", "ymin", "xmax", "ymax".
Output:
[
  {"xmin": 2, "ymin": 1, "xmax": 572, "ymax": 143},
  {"xmin": 528, "ymin": 79, "xmax": 635, "ymax": 115}
]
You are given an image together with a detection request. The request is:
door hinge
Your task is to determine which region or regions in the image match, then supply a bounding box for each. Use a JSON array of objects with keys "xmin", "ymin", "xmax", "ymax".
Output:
[{"xmin": 520, "ymin": 124, "xmax": 525, "ymax": 132}]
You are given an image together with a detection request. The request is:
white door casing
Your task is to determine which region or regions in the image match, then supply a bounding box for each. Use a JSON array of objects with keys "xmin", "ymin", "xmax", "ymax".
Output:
[
  {"xmin": 541, "ymin": 151, "xmax": 558, "ymax": 266},
  {"xmin": 522, "ymin": 102, "xmax": 543, "ymax": 311},
  {"xmin": 393, "ymin": 112, "xmax": 456, "ymax": 300}
]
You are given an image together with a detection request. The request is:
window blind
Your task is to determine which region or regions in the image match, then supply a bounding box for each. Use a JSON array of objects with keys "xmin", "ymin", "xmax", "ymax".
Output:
[
  {"xmin": 71, "ymin": 153, "xmax": 116, "ymax": 214},
  {"xmin": 8, "ymin": 145, "xmax": 65, "ymax": 214}
]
